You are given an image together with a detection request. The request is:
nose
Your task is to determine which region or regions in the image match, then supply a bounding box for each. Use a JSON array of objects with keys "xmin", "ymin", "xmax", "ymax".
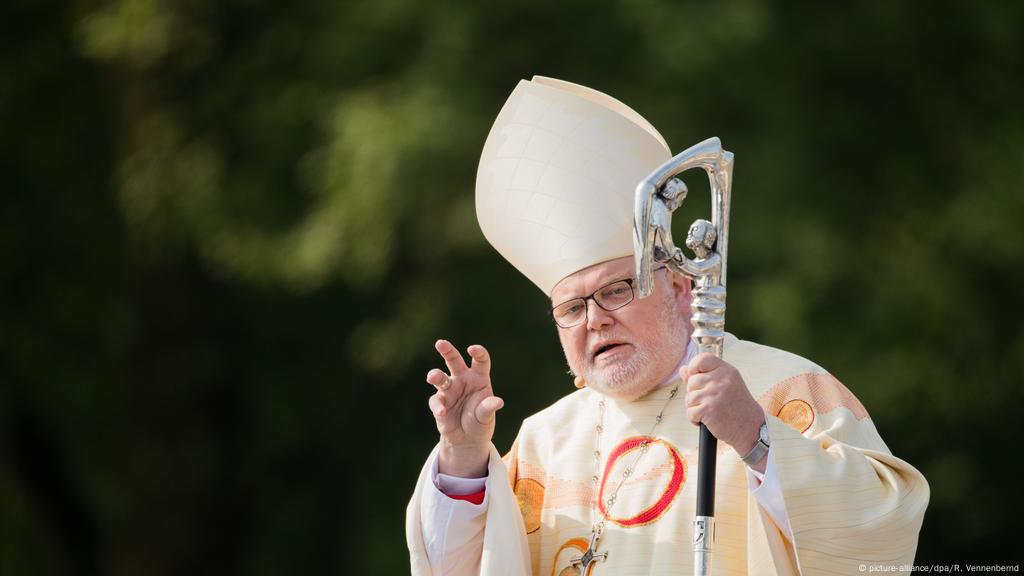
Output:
[{"xmin": 585, "ymin": 298, "xmax": 614, "ymax": 331}]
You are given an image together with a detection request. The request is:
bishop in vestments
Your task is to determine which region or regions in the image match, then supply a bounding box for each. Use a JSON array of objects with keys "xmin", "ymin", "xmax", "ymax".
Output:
[{"xmin": 405, "ymin": 76, "xmax": 929, "ymax": 575}]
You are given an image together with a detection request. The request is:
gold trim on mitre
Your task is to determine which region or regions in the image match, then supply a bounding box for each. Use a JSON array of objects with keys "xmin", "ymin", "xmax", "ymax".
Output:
[{"xmin": 475, "ymin": 76, "xmax": 672, "ymax": 295}]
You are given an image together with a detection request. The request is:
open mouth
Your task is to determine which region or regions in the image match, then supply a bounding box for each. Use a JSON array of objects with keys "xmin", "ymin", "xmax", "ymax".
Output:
[{"xmin": 593, "ymin": 342, "xmax": 627, "ymax": 360}]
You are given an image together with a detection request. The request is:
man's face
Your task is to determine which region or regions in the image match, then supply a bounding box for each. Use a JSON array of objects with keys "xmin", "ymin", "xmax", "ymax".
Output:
[{"xmin": 550, "ymin": 256, "xmax": 692, "ymax": 401}]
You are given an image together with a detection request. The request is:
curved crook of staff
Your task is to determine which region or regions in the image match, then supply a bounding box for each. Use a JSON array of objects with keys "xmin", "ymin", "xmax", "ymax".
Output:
[{"xmin": 633, "ymin": 136, "xmax": 734, "ymax": 576}]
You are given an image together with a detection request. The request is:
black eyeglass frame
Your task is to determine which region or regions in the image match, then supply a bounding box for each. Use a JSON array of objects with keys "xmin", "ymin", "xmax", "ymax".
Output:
[{"xmin": 549, "ymin": 266, "xmax": 666, "ymax": 329}]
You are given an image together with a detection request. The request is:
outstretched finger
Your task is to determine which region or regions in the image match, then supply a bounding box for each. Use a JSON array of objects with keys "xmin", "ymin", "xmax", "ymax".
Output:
[
  {"xmin": 436, "ymin": 339, "xmax": 469, "ymax": 375},
  {"xmin": 474, "ymin": 395, "xmax": 504, "ymax": 425},
  {"xmin": 426, "ymin": 368, "xmax": 453, "ymax": 392},
  {"xmin": 467, "ymin": 345, "xmax": 491, "ymax": 376}
]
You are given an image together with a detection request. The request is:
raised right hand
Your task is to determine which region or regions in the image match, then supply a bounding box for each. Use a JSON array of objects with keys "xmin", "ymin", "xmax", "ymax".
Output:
[{"xmin": 426, "ymin": 339, "xmax": 504, "ymax": 478}]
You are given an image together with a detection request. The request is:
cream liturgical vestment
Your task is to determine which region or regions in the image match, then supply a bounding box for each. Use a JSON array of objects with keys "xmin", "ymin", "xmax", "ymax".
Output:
[{"xmin": 407, "ymin": 334, "xmax": 929, "ymax": 575}]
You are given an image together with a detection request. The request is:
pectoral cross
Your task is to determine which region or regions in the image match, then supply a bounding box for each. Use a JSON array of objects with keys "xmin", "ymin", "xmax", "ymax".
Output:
[{"xmin": 568, "ymin": 530, "xmax": 607, "ymax": 574}]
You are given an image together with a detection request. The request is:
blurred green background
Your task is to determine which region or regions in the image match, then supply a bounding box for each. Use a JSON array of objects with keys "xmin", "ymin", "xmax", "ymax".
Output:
[{"xmin": 2, "ymin": 0, "xmax": 1022, "ymax": 573}]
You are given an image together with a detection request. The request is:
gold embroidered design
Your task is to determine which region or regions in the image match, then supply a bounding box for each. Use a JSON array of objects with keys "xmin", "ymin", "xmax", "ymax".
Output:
[
  {"xmin": 514, "ymin": 477, "xmax": 545, "ymax": 533},
  {"xmin": 552, "ymin": 538, "xmax": 591, "ymax": 576},
  {"xmin": 777, "ymin": 398, "xmax": 815, "ymax": 433},
  {"xmin": 759, "ymin": 372, "xmax": 868, "ymax": 424}
]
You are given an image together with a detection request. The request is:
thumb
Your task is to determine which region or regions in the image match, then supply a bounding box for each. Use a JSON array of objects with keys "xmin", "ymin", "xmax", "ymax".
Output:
[{"xmin": 475, "ymin": 395, "xmax": 504, "ymax": 424}]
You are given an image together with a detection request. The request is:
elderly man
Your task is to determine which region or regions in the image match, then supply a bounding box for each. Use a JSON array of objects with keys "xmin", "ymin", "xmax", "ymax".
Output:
[{"xmin": 406, "ymin": 77, "xmax": 929, "ymax": 575}]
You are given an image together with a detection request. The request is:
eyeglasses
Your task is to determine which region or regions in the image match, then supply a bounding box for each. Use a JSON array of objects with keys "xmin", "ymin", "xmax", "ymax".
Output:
[{"xmin": 550, "ymin": 267, "xmax": 666, "ymax": 329}]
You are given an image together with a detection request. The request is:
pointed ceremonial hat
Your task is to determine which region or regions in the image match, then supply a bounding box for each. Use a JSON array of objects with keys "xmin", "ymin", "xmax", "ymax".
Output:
[{"xmin": 476, "ymin": 76, "xmax": 671, "ymax": 295}]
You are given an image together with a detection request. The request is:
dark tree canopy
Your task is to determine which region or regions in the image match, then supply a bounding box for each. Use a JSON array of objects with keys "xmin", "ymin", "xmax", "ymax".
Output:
[{"xmin": 2, "ymin": 1, "xmax": 1022, "ymax": 573}]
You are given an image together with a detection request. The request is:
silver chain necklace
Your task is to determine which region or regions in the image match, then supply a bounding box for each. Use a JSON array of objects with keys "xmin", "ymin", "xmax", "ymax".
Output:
[{"xmin": 565, "ymin": 384, "xmax": 681, "ymax": 575}]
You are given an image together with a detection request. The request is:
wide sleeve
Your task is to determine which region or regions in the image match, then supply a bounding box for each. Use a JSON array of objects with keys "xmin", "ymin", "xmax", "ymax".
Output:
[
  {"xmin": 406, "ymin": 442, "xmax": 533, "ymax": 576},
  {"xmin": 751, "ymin": 372, "xmax": 930, "ymax": 575}
]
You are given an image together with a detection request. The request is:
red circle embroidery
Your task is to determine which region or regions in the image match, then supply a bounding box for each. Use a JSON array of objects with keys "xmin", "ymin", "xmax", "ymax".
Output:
[{"xmin": 596, "ymin": 436, "xmax": 686, "ymax": 528}]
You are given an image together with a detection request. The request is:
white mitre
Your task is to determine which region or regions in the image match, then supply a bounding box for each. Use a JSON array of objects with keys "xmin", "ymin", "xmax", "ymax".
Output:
[{"xmin": 475, "ymin": 76, "xmax": 671, "ymax": 295}]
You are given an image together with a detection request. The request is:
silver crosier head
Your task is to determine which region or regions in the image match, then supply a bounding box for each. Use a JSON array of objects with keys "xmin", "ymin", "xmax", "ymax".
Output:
[{"xmin": 632, "ymin": 136, "xmax": 734, "ymax": 357}]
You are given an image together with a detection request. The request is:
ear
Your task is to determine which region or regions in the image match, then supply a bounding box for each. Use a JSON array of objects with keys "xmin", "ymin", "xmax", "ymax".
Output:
[{"xmin": 666, "ymin": 272, "xmax": 692, "ymax": 314}]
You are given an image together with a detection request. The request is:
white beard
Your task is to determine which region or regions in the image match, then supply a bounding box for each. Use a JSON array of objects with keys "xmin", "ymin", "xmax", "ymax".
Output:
[{"xmin": 569, "ymin": 292, "xmax": 690, "ymax": 401}]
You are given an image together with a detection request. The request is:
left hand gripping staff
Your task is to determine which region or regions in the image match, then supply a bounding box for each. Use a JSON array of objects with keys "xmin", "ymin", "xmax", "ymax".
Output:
[{"xmin": 632, "ymin": 136, "xmax": 734, "ymax": 576}]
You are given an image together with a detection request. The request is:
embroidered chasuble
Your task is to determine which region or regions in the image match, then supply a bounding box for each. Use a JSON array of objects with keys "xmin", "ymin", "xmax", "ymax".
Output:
[{"xmin": 406, "ymin": 335, "xmax": 929, "ymax": 575}]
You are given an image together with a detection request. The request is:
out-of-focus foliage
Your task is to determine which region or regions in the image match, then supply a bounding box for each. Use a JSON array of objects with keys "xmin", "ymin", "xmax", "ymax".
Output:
[{"xmin": 2, "ymin": 0, "xmax": 1022, "ymax": 573}]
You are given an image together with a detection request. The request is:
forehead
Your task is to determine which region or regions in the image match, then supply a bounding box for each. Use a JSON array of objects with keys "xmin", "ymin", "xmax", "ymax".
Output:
[{"xmin": 550, "ymin": 256, "xmax": 633, "ymax": 301}]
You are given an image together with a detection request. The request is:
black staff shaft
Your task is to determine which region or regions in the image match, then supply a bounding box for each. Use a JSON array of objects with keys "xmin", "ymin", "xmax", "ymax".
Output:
[{"xmin": 696, "ymin": 423, "xmax": 717, "ymax": 517}]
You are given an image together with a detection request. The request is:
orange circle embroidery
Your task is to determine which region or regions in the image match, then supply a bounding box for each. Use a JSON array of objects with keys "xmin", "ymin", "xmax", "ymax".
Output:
[
  {"xmin": 778, "ymin": 399, "xmax": 814, "ymax": 433},
  {"xmin": 514, "ymin": 477, "xmax": 545, "ymax": 533},
  {"xmin": 552, "ymin": 538, "xmax": 590, "ymax": 576},
  {"xmin": 596, "ymin": 436, "xmax": 686, "ymax": 528}
]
